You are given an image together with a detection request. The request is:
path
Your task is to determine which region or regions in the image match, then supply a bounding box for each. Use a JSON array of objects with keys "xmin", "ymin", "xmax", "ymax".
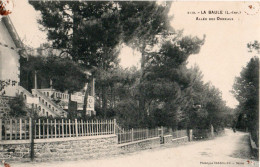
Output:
[{"xmin": 11, "ymin": 129, "xmax": 259, "ymax": 167}]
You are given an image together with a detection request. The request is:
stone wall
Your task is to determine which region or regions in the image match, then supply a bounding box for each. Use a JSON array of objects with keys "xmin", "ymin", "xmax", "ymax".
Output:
[
  {"xmin": 0, "ymin": 131, "xmax": 192, "ymax": 162},
  {"xmin": 0, "ymin": 141, "xmax": 31, "ymax": 162},
  {"xmin": 118, "ymin": 137, "xmax": 161, "ymax": 153},
  {"xmin": 0, "ymin": 135, "xmax": 118, "ymax": 162},
  {"xmin": 163, "ymin": 135, "xmax": 173, "ymax": 144},
  {"xmin": 163, "ymin": 135, "xmax": 189, "ymax": 145}
]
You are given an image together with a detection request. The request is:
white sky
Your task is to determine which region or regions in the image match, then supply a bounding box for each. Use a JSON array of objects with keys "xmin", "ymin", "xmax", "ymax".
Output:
[{"xmin": 9, "ymin": 1, "xmax": 260, "ymax": 108}]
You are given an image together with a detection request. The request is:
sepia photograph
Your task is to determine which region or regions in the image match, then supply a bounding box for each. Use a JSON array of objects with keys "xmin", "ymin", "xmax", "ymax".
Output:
[{"xmin": 0, "ymin": 0, "xmax": 259, "ymax": 167}]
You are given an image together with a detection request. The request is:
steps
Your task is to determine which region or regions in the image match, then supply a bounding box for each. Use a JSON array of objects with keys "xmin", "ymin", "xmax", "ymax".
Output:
[
  {"xmin": 32, "ymin": 89, "xmax": 67, "ymax": 118},
  {"xmin": 18, "ymin": 86, "xmax": 67, "ymax": 118}
]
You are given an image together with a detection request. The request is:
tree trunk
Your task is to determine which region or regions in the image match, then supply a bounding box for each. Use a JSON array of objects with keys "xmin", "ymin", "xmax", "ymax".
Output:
[{"xmin": 139, "ymin": 45, "xmax": 146, "ymax": 125}]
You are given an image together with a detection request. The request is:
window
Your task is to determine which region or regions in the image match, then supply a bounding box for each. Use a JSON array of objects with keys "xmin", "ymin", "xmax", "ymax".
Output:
[
  {"xmin": 43, "ymin": 109, "xmax": 45, "ymax": 114},
  {"xmin": 47, "ymin": 92, "xmax": 49, "ymax": 97},
  {"xmin": 45, "ymin": 102, "xmax": 47, "ymax": 106},
  {"xmin": 49, "ymin": 104, "xmax": 51, "ymax": 108}
]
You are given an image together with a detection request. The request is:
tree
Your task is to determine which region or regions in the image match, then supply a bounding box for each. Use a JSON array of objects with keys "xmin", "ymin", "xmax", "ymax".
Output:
[
  {"xmin": 29, "ymin": 1, "xmax": 175, "ymax": 118},
  {"xmin": 118, "ymin": 1, "xmax": 173, "ymax": 117},
  {"xmin": 139, "ymin": 35, "xmax": 204, "ymax": 128},
  {"xmin": 232, "ymin": 55, "xmax": 259, "ymax": 145}
]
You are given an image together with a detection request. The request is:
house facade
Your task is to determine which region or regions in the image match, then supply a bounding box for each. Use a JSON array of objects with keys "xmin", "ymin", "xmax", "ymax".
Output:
[{"xmin": 0, "ymin": 16, "xmax": 24, "ymax": 97}]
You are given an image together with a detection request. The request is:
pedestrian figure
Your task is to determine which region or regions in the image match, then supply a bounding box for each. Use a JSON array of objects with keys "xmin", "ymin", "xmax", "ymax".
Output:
[{"xmin": 1, "ymin": 160, "xmax": 10, "ymax": 167}]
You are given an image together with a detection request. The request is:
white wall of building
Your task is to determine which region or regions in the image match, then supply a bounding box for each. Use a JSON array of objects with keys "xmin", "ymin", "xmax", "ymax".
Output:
[{"xmin": 0, "ymin": 20, "xmax": 20, "ymax": 97}]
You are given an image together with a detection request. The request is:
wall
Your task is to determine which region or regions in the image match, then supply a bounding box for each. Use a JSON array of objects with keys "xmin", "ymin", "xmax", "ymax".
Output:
[
  {"xmin": 118, "ymin": 137, "xmax": 161, "ymax": 153},
  {"xmin": 0, "ymin": 135, "xmax": 118, "ymax": 162},
  {"xmin": 0, "ymin": 131, "xmax": 191, "ymax": 162},
  {"xmin": 0, "ymin": 141, "xmax": 31, "ymax": 162},
  {"xmin": 0, "ymin": 20, "xmax": 20, "ymax": 97}
]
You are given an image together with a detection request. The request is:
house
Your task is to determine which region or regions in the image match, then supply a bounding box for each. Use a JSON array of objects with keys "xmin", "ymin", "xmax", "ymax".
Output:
[
  {"xmin": 0, "ymin": 16, "xmax": 25, "ymax": 97},
  {"xmin": 0, "ymin": 16, "xmax": 96, "ymax": 118}
]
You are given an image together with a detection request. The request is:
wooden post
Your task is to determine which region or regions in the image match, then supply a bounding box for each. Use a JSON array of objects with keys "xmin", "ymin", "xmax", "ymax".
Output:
[
  {"xmin": 50, "ymin": 120, "xmax": 53, "ymax": 138},
  {"xmin": 113, "ymin": 119, "xmax": 116, "ymax": 134},
  {"xmin": 81, "ymin": 120, "xmax": 84, "ymax": 136},
  {"xmin": 0, "ymin": 119, "xmax": 2, "ymax": 141},
  {"xmin": 91, "ymin": 120, "xmax": 94, "ymax": 136},
  {"xmin": 14, "ymin": 119, "xmax": 17, "ymax": 140},
  {"xmin": 47, "ymin": 119, "xmax": 49, "ymax": 139},
  {"xmin": 95, "ymin": 120, "xmax": 98, "ymax": 135},
  {"xmin": 54, "ymin": 119, "xmax": 57, "ymax": 138},
  {"xmin": 69, "ymin": 119, "xmax": 71, "ymax": 137},
  {"xmin": 65, "ymin": 120, "xmax": 68, "ymax": 137},
  {"xmin": 29, "ymin": 118, "xmax": 34, "ymax": 161},
  {"xmin": 10, "ymin": 119, "xmax": 13, "ymax": 140},
  {"xmin": 161, "ymin": 126, "xmax": 164, "ymax": 137},
  {"xmin": 131, "ymin": 128, "xmax": 134, "ymax": 142},
  {"xmin": 58, "ymin": 120, "xmax": 61, "ymax": 138},
  {"xmin": 86, "ymin": 120, "xmax": 89, "ymax": 136},
  {"xmin": 62, "ymin": 119, "xmax": 64, "ymax": 138},
  {"xmin": 109, "ymin": 120, "xmax": 111, "ymax": 134},
  {"xmin": 43, "ymin": 120, "xmax": 45, "ymax": 138},
  {"xmin": 38, "ymin": 119, "xmax": 41, "ymax": 139},
  {"xmin": 84, "ymin": 120, "xmax": 86, "ymax": 136},
  {"xmin": 105, "ymin": 120, "xmax": 108, "ymax": 135},
  {"xmin": 75, "ymin": 119, "xmax": 78, "ymax": 137},
  {"xmin": 24, "ymin": 120, "xmax": 27, "ymax": 140},
  {"xmin": 146, "ymin": 128, "xmax": 149, "ymax": 139}
]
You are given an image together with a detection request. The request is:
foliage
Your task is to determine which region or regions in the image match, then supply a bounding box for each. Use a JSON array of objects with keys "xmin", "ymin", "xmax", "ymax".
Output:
[
  {"xmin": 9, "ymin": 94, "xmax": 28, "ymax": 118},
  {"xmin": 232, "ymin": 56, "xmax": 259, "ymax": 145},
  {"xmin": 21, "ymin": 55, "xmax": 89, "ymax": 94}
]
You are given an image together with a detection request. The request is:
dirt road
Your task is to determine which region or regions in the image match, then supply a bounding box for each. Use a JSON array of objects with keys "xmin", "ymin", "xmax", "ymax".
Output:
[{"xmin": 11, "ymin": 129, "xmax": 259, "ymax": 167}]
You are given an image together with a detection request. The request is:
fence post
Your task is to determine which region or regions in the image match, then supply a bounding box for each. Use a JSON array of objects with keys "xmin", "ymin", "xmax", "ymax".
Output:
[
  {"xmin": 54, "ymin": 119, "xmax": 57, "ymax": 138},
  {"xmin": 19, "ymin": 119, "xmax": 22, "ymax": 140},
  {"xmin": 62, "ymin": 119, "xmax": 64, "ymax": 138},
  {"xmin": 131, "ymin": 128, "xmax": 134, "ymax": 142},
  {"xmin": 10, "ymin": 119, "xmax": 12, "ymax": 140},
  {"xmin": 0, "ymin": 119, "xmax": 2, "ymax": 141},
  {"xmin": 29, "ymin": 118, "xmax": 35, "ymax": 161},
  {"xmin": 113, "ymin": 119, "xmax": 116, "ymax": 134},
  {"xmin": 189, "ymin": 129, "xmax": 193, "ymax": 141},
  {"xmin": 146, "ymin": 128, "xmax": 149, "ymax": 139},
  {"xmin": 75, "ymin": 119, "xmax": 78, "ymax": 137},
  {"xmin": 161, "ymin": 126, "xmax": 164, "ymax": 137}
]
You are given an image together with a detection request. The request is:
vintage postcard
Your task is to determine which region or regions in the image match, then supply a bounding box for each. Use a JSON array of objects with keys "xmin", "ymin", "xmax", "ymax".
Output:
[{"xmin": 0, "ymin": 0, "xmax": 259, "ymax": 167}]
